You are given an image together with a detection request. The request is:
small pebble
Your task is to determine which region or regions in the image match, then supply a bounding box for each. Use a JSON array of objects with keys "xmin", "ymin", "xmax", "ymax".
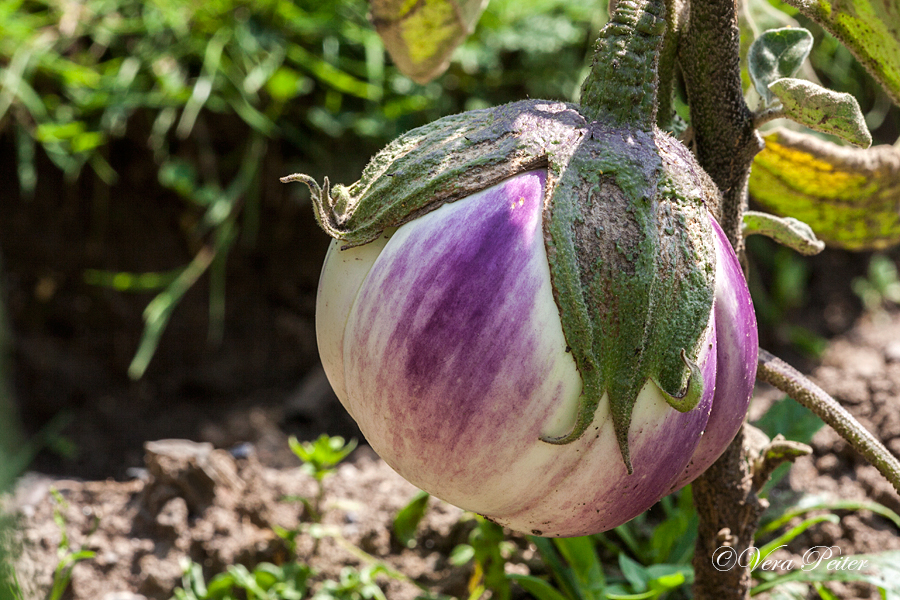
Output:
[
  {"xmin": 228, "ymin": 442, "xmax": 255, "ymax": 459},
  {"xmin": 102, "ymin": 593, "xmax": 149, "ymax": 600},
  {"xmin": 125, "ymin": 467, "xmax": 149, "ymax": 481},
  {"xmin": 885, "ymin": 341, "xmax": 900, "ymax": 362}
]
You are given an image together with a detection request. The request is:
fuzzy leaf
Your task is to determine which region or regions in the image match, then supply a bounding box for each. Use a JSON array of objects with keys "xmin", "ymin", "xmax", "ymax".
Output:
[
  {"xmin": 768, "ymin": 78, "xmax": 872, "ymax": 148},
  {"xmin": 783, "ymin": 0, "xmax": 900, "ymax": 105},
  {"xmin": 749, "ymin": 128, "xmax": 900, "ymax": 250},
  {"xmin": 370, "ymin": 0, "xmax": 489, "ymax": 84},
  {"xmin": 742, "ymin": 211, "xmax": 826, "ymax": 255},
  {"xmin": 748, "ymin": 27, "xmax": 814, "ymax": 104}
]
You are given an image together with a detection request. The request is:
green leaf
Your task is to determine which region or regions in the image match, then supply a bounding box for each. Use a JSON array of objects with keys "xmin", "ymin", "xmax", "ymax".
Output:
[
  {"xmin": 812, "ymin": 582, "xmax": 841, "ymax": 600},
  {"xmin": 370, "ymin": 0, "xmax": 489, "ymax": 84},
  {"xmin": 754, "ymin": 396, "xmax": 824, "ymax": 446},
  {"xmin": 507, "ymin": 574, "xmax": 571, "ymax": 600},
  {"xmin": 742, "ymin": 211, "xmax": 825, "ymax": 255},
  {"xmin": 449, "ymin": 543, "xmax": 475, "ymax": 566},
  {"xmin": 648, "ymin": 488, "xmax": 697, "ymax": 564},
  {"xmin": 393, "ymin": 490, "xmax": 430, "ymax": 548},
  {"xmin": 266, "ymin": 66, "xmax": 313, "ymax": 102},
  {"xmin": 748, "ymin": 27, "xmax": 814, "ymax": 104},
  {"xmin": 129, "ymin": 247, "xmax": 216, "ymax": 379},
  {"xmin": 751, "ymin": 395, "xmax": 825, "ymax": 491},
  {"xmin": 755, "ymin": 514, "xmax": 840, "ymax": 566},
  {"xmin": 646, "ymin": 564, "xmax": 692, "ymax": 589},
  {"xmin": 750, "ymin": 550, "xmax": 900, "ymax": 595},
  {"xmin": 289, "ymin": 434, "xmax": 358, "ymax": 481},
  {"xmin": 530, "ymin": 536, "xmax": 583, "ymax": 600},
  {"xmin": 553, "ymin": 536, "xmax": 605, "ymax": 598},
  {"xmin": 763, "ymin": 581, "xmax": 811, "ymax": 600},
  {"xmin": 760, "ymin": 494, "xmax": 900, "ymax": 535},
  {"xmin": 782, "ymin": 0, "xmax": 900, "ymax": 105},
  {"xmin": 768, "ymin": 78, "xmax": 872, "ymax": 148},
  {"xmin": 749, "ymin": 128, "xmax": 900, "ymax": 250},
  {"xmin": 618, "ymin": 554, "xmax": 649, "ymax": 593},
  {"xmin": 285, "ymin": 44, "xmax": 382, "ymax": 100}
]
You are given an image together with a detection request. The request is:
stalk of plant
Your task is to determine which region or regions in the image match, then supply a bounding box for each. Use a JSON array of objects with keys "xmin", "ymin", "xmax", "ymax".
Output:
[{"xmin": 283, "ymin": 0, "xmax": 758, "ymax": 537}]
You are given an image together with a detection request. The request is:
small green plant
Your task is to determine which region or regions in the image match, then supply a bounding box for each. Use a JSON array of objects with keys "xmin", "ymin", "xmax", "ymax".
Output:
[
  {"xmin": 0, "ymin": 510, "xmax": 24, "ymax": 600},
  {"xmin": 288, "ymin": 434, "xmax": 357, "ymax": 522},
  {"xmin": 46, "ymin": 489, "xmax": 98, "ymax": 600},
  {"xmin": 392, "ymin": 490, "xmax": 431, "ymax": 549},
  {"xmin": 502, "ymin": 392, "xmax": 898, "ymax": 600},
  {"xmin": 315, "ymin": 565, "xmax": 389, "ymax": 600},
  {"xmin": 170, "ymin": 534, "xmax": 450, "ymax": 600},
  {"xmin": 448, "ymin": 516, "xmax": 515, "ymax": 600},
  {"xmin": 852, "ymin": 254, "xmax": 900, "ymax": 314},
  {"xmin": 173, "ymin": 559, "xmax": 416, "ymax": 600},
  {"xmin": 513, "ymin": 531, "xmax": 691, "ymax": 600},
  {"xmin": 749, "ymin": 495, "xmax": 900, "ymax": 598},
  {"xmin": 172, "ymin": 559, "xmax": 312, "ymax": 600}
]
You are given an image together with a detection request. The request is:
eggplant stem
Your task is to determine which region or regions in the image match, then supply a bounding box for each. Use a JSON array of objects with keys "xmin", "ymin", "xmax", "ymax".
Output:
[
  {"xmin": 579, "ymin": 0, "xmax": 666, "ymax": 128},
  {"xmin": 756, "ymin": 348, "xmax": 900, "ymax": 496}
]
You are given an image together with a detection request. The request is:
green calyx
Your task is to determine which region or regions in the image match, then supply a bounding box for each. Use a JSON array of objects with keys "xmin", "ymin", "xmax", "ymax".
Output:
[
  {"xmin": 537, "ymin": 0, "xmax": 715, "ymax": 472},
  {"xmin": 283, "ymin": 0, "xmax": 719, "ymax": 473},
  {"xmin": 282, "ymin": 103, "xmax": 578, "ymax": 248},
  {"xmin": 579, "ymin": 0, "xmax": 667, "ymax": 128},
  {"xmin": 538, "ymin": 124, "xmax": 716, "ymax": 473}
]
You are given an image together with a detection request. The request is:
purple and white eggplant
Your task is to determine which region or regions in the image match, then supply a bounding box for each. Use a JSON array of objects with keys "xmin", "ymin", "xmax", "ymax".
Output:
[
  {"xmin": 311, "ymin": 167, "xmax": 756, "ymax": 537},
  {"xmin": 284, "ymin": 0, "xmax": 759, "ymax": 536}
]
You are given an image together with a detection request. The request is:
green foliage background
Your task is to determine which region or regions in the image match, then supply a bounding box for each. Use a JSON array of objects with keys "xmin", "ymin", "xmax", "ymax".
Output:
[
  {"xmin": 1, "ymin": 0, "xmax": 896, "ymax": 376},
  {"xmin": 0, "ymin": 255, "xmax": 22, "ymax": 600},
  {"xmin": 0, "ymin": 0, "xmax": 614, "ymax": 377}
]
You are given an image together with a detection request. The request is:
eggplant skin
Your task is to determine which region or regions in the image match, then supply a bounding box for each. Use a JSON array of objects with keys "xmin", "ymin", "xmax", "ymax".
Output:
[{"xmin": 315, "ymin": 170, "xmax": 757, "ymax": 537}]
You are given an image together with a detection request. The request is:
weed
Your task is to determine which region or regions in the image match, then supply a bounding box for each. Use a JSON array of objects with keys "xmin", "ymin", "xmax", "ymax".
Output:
[
  {"xmin": 46, "ymin": 489, "xmax": 98, "ymax": 600},
  {"xmin": 288, "ymin": 434, "xmax": 357, "ymax": 523},
  {"xmin": 852, "ymin": 254, "xmax": 900, "ymax": 314}
]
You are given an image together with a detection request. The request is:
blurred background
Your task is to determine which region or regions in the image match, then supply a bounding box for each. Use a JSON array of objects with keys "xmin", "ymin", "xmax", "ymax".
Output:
[{"xmin": 0, "ymin": 0, "xmax": 898, "ymax": 482}]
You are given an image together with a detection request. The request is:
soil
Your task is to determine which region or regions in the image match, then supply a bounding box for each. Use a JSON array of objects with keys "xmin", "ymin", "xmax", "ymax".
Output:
[
  {"xmin": 7, "ymin": 308, "xmax": 900, "ymax": 600},
  {"xmin": 2, "ymin": 135, "xmax": 900, "ymax": 599}
]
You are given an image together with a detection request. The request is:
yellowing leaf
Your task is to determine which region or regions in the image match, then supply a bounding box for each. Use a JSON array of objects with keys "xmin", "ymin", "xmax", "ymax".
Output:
[
  {"xmin": 370, "ymin": 0, "xmax": 489, "ymax": 84},
  {"xmin": 749, "ymin": 128, "xmax": 900, "ymax": 250}
]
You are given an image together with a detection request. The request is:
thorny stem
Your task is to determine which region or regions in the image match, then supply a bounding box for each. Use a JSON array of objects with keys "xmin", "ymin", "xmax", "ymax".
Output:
[{"xmin": 756, "ymin": 348, "xmax": 900, "ymax": 496}]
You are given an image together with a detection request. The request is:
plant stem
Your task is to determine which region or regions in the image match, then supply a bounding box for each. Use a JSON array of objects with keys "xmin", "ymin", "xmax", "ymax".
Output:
[
  {"xmin": 656, "ymin": 0, "xmax": 686, "ymax": 131},
  {"xmin": 756, "ymin": 348, "xmax": 900, "ymax": 496},
  {"xmin": 691, "ymin": 428, "xmax": 767, "ymax": 600},
  {"xmin": 752, "ymin": 106, "xmax": 786, "ymax": 129},
  {"xmin": 579, "ymin": 0, "xmax": 666, "ymax": 128},
  {"xmin": 678, "ymin": 0, "xmax": 764, "ymax": 250},
  {"xmin": 679, "ymin": 2, "xmax": 765, "ymax": 599}
]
